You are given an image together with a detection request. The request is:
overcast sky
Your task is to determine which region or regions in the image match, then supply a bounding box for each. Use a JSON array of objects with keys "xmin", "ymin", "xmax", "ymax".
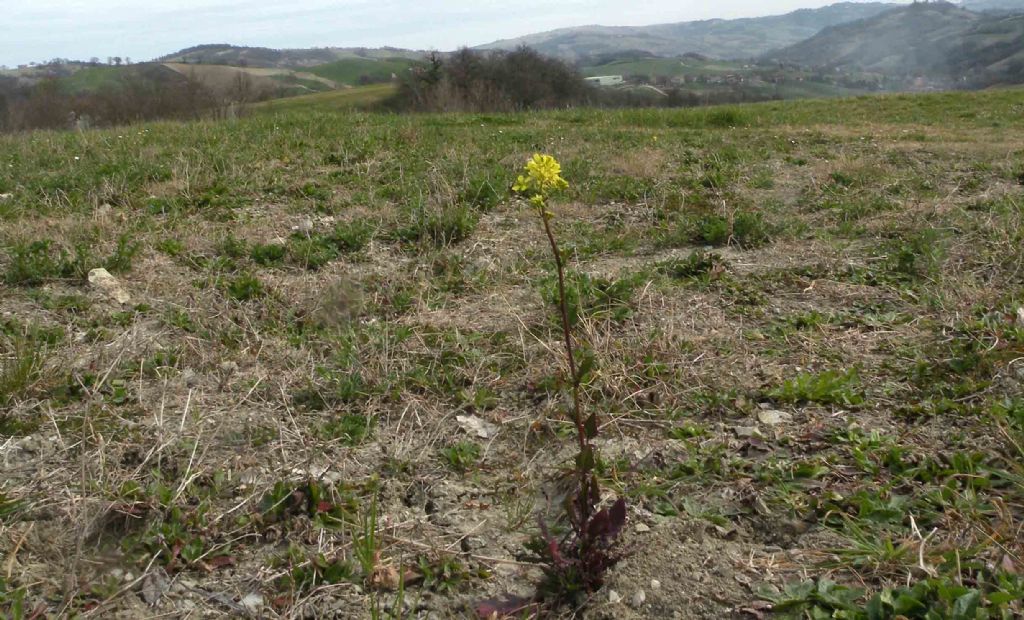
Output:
[{"xmin": 1, "ymin": 0, "xmax": 907, "ymax": 67}]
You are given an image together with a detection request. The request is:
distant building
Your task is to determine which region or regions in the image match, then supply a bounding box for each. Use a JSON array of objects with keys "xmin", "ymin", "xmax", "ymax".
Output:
[{"xmin": 584, "ymin": 75, "xmax": 624, "ymax": 87}]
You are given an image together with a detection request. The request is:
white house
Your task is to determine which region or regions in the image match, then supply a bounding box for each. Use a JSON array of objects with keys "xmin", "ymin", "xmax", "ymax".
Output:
[{"xmin": 584, "ymin": 75, "xmax": 624, "ymax": 87}]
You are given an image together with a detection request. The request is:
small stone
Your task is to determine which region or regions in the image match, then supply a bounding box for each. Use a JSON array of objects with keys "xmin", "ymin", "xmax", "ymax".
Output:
[
  {"xmin": 183, "ymin": 370, "xmax": 200, "ymax": 388},
  {"xmin": 87, "ymin": 268, "xmax": 130, "ymax": 304},
  {"xmin": 733, "ymin": 426, "xmax": 762, "ymax": 439},
  {"xmin": 294, "ymin": 218, "xmax": 314, "ymax": 233},
  {"xmin": 140, "ymin": 569, "xmax": 170, "ymax": 606},
  {"xmin": 650, "ymin": 579, "xmax": 661, "ymax": 590},
  {"xmin": 0, "ymin": 193, "xmax": 11, "ymax": 201},
  {"xmin": 631, "ymin": 590, "xmax": 646, "ymax": 607},
  {"xmin": 634, "ymin": 522, "xmax": 651, "ymax": 533},
  {"xmin": 240, "ymin": 593, "xmax": 264, "ymax": 612},
  {"xmin": 757, "ymin": 410, "xmax": 792, "ymax": 426},
  {"xmin": 608, "ymin": 590, "xmax": 622, "ymax": 604},
  {"xmin": 219, "ymin": 361, "xmax": 239, "ymax": 375}
]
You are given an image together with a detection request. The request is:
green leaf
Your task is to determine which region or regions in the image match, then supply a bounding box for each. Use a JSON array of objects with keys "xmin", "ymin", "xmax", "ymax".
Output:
[
  {"xmin": 576, "ymin": 446, "xmax": 595, "ymax": 472},
  {"xmin": 951, "ymin": 590, "xmax": 980, "ymax": 620},
  {"xmin": 584, "ymin": 413, "xmax": 598, "ymax": 439}
]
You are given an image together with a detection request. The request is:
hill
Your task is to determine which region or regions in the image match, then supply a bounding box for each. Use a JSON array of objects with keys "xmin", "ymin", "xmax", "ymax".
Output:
[
  {"xmin": 961, "ymin": 0, "xmax": 1024, "ymax": 13},
  {"xmin": 477, "ymin": 2, "xmax": 899, "ymax": 60},
  {"xmin": 767, "ymin": 2, "xmax": 1024, "ymax": 86},
  {"xmin": 306, "ymin": 57, "xmax": 421, "ymax": 86},
  {"xmin": 157, "ymin": 44, "xmax": 425, "ymax": 68}
]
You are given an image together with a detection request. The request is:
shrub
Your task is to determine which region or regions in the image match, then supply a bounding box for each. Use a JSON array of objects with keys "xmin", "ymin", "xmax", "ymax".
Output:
[{"xmin": 388, "ymin": 47, "xmax": 592, "ymax": 113}]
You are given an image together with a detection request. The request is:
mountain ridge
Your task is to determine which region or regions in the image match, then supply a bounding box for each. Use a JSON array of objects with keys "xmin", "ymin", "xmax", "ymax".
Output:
[
  {"xmin": 766, "ymin": 2, "xmax": 1024, "ymax": 86},
  {"xmin": 476, "ymin": 2, "xmax": 902, "ymax": 60}
]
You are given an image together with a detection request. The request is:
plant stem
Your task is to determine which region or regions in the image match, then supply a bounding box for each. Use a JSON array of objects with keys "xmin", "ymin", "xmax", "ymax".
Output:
[{"xmin": 540, "ymin": 213, "xmax": 586, "ymax": 455}]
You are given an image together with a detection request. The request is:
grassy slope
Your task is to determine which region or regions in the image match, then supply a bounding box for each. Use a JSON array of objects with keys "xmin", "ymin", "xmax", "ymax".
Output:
[
  {"xmin": 1, "ymin": 89, "xmax": 1023, "ymax": 618},
  {"xmin": 57, "ymin": 65, "xmax": 127, "ymax": 93},
  {"xmin": 307, "ymin": 57, "xmax": 418, "ymax": 86},
  {"xmin": 250, "ymin": 83, "xmax": 398, "ymax": 113},
  {"xmin": 582, "ymin": 57, "xmax": 746, "ymax": 78}
]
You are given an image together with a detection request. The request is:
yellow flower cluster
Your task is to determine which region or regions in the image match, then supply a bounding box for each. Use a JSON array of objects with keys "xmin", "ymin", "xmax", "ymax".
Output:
[{"xmin": 512, "ymin": 154, "xmax": 569, "ymax": 200}]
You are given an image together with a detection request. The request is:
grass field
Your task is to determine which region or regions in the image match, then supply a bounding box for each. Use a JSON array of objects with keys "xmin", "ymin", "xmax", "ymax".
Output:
[
  {"xmin": 1, "ymin": 88, "xmax": 1023, "ymax": 618},
  {"xmin": 307, "ymin": 58, "xmax": 420, "ymax": 87},
  {"xmin": 251, "ymin": 83, "xmax": 398, "ymax": 113}
]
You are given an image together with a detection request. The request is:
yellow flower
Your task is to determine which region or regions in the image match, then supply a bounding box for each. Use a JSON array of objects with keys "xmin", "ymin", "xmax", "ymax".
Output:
[{"xmin": 512, "ymin": 153, "xmax": 568, "ymax": 198}]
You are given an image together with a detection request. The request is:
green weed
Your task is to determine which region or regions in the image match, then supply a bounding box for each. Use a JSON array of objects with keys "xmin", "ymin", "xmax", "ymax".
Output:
[{"xmin": 770, "ymin": 368, "xmax": 864, "ymax": 407}]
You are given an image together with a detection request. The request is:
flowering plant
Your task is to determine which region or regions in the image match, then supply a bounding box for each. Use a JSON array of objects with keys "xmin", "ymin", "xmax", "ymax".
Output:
[{"xmin": 482, "ymin": 154, "xmax": 626, "ymax": 612}]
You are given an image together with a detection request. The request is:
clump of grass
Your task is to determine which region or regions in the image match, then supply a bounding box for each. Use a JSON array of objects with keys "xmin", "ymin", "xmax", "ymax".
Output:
[
  {"xmin": 5, "ymin": 236, "xmax": 140, "ymax": 286},
  {"xmin": 541, "ymin": 271, "xmax": 643, "ymax": 327},
  {"xmin": 103, "ymin": 234, "xmax": 141, "ymax": 273},
  {"xmin": 770, "ymin": 368, "xmax": 864, "ymax": 407},
  {"xmin": 656, "ymin": 251, "xmax": 726, "ymax": 281},
  {"xmin": 885, "ymin": 228, "xmax": 944, "ymax": 281},
  {"xmin": 329, "ymin": 218, "xmax": 376, "ymax": 253},
  {"xmin": 287, "ymin": 236, "xmax": 338, "ymax": 270},
  {"xmin": 4, "ymin": 240, "xmax": 69, "ymax": 285},
  {"xmin": 318, "ymin": 414, "xmax": 374, "ymax": 445},
  {"xmin": 694, "ymin": 211, "xmax": 771, "ymax": 248},
  {"xmin": 440, "ymin": 441, "xmax": 480, "ymax": 473},
  {"xmin": 391, "ymin": 205, "xmax": 478, "ymax": 247},
  {"xmin": 226, "ymin": 273, "xmax": 265, "ymax": 301},
  {"xmin": 249, "ymin": 242, "xmax": 286, "ymax": 266},
  {"xmin": 1, "ymin": 335, "xmax": 44, "ymax": 409}
]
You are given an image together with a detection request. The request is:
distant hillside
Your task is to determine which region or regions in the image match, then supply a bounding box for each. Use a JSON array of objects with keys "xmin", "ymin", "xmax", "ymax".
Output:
[
  {"xmin": 307, "ymin": 57, "xmax": 421, "ymax": 86},
  {"xmin": 0, "ymin": 62, "xmax": 186, "ymax": 94},
  {"xmin": 766, "ymin": 2, "xmax": 1024, "ymax": 86},
  {"xmin": 477, "ymin": 2, "xmax": 899, "ymax": 60},
  {"xmin": 960, "ymin": 0, "xmax": 1024, "ymax": 13},
  {"xmin": 157, "ymin": 44, "xmax": 424, "ymax": 68}
]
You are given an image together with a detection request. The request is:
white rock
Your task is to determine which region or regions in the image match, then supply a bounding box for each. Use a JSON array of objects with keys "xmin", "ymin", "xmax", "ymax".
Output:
[
  {"xmin": 650, "ymin": 579, "xmax": 661, "ymax": 590},
  {"xmin": 635, "ymin": 522, "xmax": 651, "ymax": 533},
  {"xmin": 241, "ymin": 593, "xmax": 264, "ymax": 612},
  {"xmin": 733, "ymin": 426, "xmax": 762, "ymax": 439},
  {"xmin": 456, "ymin": 415, "xmax": 499, "ymax": 439},
  {"xmin": 87, "ymin": 268, "xmax": 130, "ymax": 304},
  {"xmin": 757, "ymin": 410, "xmax": 792, "ymax": 426},
  {"xmin": 0, "ymin": 193, "xmax": 12, "ymax": 201},
  {"xmin": 608, "ymin": 590, "xmax": 622, "ymax": 604},
  {"xmin": 632, "ymin": 590, "xmax": 646, "ymax": 607}
]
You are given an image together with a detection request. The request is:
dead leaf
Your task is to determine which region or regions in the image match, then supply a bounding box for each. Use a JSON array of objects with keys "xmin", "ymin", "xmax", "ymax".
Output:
[{"xmin": 456, "ymin": 415, "xmax": 499, "ymax": 439}]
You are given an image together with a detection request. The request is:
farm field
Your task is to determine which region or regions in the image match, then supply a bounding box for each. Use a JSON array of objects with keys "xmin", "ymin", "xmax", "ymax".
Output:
[
  {"xmin": 1, "ymin": 89, "xmax": 1023, "ymax": 618},
  {"xmin": 252, "ymin": 83, "xmax": 400, "ymax": 114}
]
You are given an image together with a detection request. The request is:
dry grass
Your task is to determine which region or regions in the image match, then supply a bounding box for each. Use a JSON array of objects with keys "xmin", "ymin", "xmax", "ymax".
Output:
[{"xmin": 1, "ymin": 89, "xmax": 1023, "ymax": 617}]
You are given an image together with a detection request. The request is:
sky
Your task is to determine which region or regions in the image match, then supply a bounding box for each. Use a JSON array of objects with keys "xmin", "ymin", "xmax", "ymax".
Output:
[{"xmin": 1, "ymin": 0, "xmax": 906, "ymax": 68}]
